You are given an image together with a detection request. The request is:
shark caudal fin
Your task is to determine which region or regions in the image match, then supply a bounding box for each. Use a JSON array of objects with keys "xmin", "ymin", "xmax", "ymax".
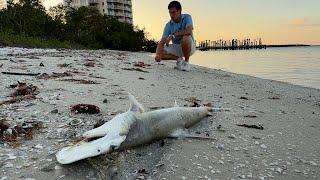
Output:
[
  {"xmin": 56, "ymin": 135, "xmax": 126, "ymax": 164},
  {"xmin": 128, "ymin": 93, "xmax": 144, "ymax": 113}
]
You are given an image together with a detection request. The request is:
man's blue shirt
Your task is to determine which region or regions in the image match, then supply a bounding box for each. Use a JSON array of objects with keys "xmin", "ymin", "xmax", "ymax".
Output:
[{"xmin": 162, "ymin": 14, "xmax": 194, "ymax": 44}]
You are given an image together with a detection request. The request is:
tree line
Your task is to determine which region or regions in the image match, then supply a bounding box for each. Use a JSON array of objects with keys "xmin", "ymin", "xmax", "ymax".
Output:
[{"xmin": 0, "ymin": 0, "xmax": 157, "ymax": 52}]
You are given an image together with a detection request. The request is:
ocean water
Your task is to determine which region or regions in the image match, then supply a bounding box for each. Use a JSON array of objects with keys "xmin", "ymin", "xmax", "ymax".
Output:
[{"xmin": 191, "ymin": 46, "xmax": 320, "ymax": 89}]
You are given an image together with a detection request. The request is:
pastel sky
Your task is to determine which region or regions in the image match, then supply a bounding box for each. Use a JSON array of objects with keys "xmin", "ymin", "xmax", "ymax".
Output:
[{"xmin": 44, "ymin": 0, "xmax": 320, "ymax": 45}]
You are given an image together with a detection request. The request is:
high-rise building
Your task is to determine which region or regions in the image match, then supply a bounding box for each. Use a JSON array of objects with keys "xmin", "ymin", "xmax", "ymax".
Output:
[
  {"xmin": 0, "ymin": 0, "xmax": 19, "ymax": 9},
  {"xmin": 65, "ymin": 0, "xmax": 133, "ymax": 24},
  {"xmin": 0, "ymin": 0, "xmax": 6, "ymax": 9}
]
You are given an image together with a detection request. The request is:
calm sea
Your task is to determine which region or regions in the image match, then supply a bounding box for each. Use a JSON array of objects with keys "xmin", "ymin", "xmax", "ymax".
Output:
[{"xmin": 191, "ymin": 46, "xmax": 320, "ymax": 89}]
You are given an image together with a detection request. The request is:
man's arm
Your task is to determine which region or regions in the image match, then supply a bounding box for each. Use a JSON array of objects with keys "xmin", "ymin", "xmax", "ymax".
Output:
[
  {"xmin": 175, "ymin": 14, "xmax": 193, "ymax": 37},
  {"xmin": 155, "ymin": 38, "xmax": 166, "ymax": 61},
  {"xmin": 174, "ymin": 26, "xmax": 193, "ymax": 37}
]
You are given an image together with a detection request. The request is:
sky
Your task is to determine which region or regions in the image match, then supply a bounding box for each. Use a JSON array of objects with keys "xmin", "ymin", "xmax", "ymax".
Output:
[{"xmin": 44, "ymin": 0, "xmax": 320, "ymax": 45}]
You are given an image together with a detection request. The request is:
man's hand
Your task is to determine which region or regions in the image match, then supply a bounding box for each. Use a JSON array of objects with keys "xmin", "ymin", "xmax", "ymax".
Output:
[
  {"xmin": 155, "ymin": 39, "xmax": 166, "ymax": 62},
  {"xmin": 155, "ymin": 55, "xmax": 161, "ymax": 62},
  {"xmin": 165, "ymin": 34, "xmax": 174, "ymax": 46}
]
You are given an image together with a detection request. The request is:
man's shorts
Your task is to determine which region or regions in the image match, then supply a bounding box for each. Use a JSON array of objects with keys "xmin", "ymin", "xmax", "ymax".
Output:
[{"xmin": 164, "ymin": 36, "xmax": 196, "ymax": 58}]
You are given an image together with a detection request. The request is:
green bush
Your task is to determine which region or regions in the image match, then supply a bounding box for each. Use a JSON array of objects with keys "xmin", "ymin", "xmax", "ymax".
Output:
[
  {"xmin": 0, "ymin": 0, "xmax": 158, "ymax": 51},
  {"xmin": 0, "ymin": 31, "xmax": 84, "ymax": 49}
]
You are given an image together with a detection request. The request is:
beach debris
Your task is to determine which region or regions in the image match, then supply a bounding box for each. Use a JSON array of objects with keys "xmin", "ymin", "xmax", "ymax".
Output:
[
  {"xmin": 184, "ymin": 97, "xmax": 201, "ymax": 106},
  {"xmin": 239, "ymin": 96, "xmax": 249, "ymax": 100},
  {"xmin": 89, "ymin": 75, "xmax": 107, "ymax": 79},
  {"xmin": 138, "ymin": 77, "xmax": 145, "ymax": 80},
  {"xmin": 228, "ymin": 134, "xmax": 237, "ymax": 139},
  {"xmin": 183, "ymin": 97, "xmax": 212, "ymax": 107},
  {"xmin": 84, "ymin": 61, "xmax": 95, "ymax": 67},
  {"xmin": 9, "ymin": 59, "xmax": 20, "ymax": 63},
  {"xmin": 190, "ymin": 101, "xmax": 201, "ymax": 107},
  {"xmin": 237, "ymin": 124, "xmax": 264, "ymax": 130},
  {"xmin": 217, "ymin": 125, "xmax": 226, "ymax": 132},
  {"xmin": 27, "ymin": 55, "xmax": 40, "ymax": 59},
  {"xmin": 66, "ymin": 70, "xmax": 86, "ymax": 75},
  {"xmin": 93, "ymin": 119, "xmax": 106, "ymax": 128},
  {"xmin": 137, "ymin": 168, "xmax": 149, "ymax": 174},
  {"xmin": 51, "ymin": 109, "xmax": 59, "ymax": 114},
  {"xmin": 268, "ymin": 96, "xmax": 280, "ymax": 100},
  {"xmin": 1, "ymin": 71, "xmax": 41, "ymax": 76},
  {"xmin": 0, "ymin": 95, "xmax": 37, "ymax": 106},
  {"xmin": 103, "ymin": 99, "xmax": 108, "ymax": 103},
  {"xmin": 10, "ymin": 81, "xmax": 39, "ymax": 97},
  {"xmin": 69, "ymin": 119, "xmax": 83, "ymax": 126},
  {"xmin": 159, "ymin": 140, "xmax": 165, "ymax": 147},
  {"xmin": 0, "ymin": 64, "xmax": 3, "ymax": 68},
  {"xmin": 122, "ymin": 68, "xmax": 149, "ymax": 73},
  {"xmin": 184, "ymin": 97, "xmax": 201, "ymax": 103},
  {"xmin": 0, "ymin": 120, "xmax": 43, "ymax": 143},
  {"xmin": 0, "ymin": 119, "xmax": 10, "ymax": 132},
  {"xmin": 70, "ymin": 104, "xmax": 100, "ymax": 114},
  {"xmin": 57, "ymin": 63, "xmax": 71, "ymax": 68},
  {"xmin": 39, "ymin": 62, "xmax": 45, "ymax": 67},
  {"xmin": 38, "ymin": 72, "xmax": 72, "ymax": 79},
  {"xmin": 244, "ymin": 115, "xmax": 258, "ymax": 118},
  {"xmin": 58, "ymin": 78, "xmax": 99, "ymax": 84},
  {"xmin": 0, "ymin": 81, "xmax": 39, "ymax": 105},
  {"xmin": 9, "ymin": 65, "xmax": 29, "ymax": 70},
  {"xmin": 203, "ymin": 102, "xmax": 213, "ymax": 107},
  {"xmin": 134, "ymin": 62, "xmax": 151, "ymax": 68},
  {"xmin": 260, "ymin": 144, "xmax": 267, "ymax": 149},
  {"xmin": 149, "ymin": 106, "xmax": 166, "ymax": 110}
]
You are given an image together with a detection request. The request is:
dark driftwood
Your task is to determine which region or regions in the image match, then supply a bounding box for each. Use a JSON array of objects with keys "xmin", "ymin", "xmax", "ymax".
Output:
[
  {"xmin": 122, "ymin": 68, "xmax": 149, "ymax": 73},
  {"xmin": 237, "ymin": 124, "xmax": 264, "ymax": 130},
  {"xmin": 2, "ymin": 72, "xmax": 41, "ymax": 76},
  {"xmin": 0, "ymin": 95, "xmax": 36, "ymax": 106}
]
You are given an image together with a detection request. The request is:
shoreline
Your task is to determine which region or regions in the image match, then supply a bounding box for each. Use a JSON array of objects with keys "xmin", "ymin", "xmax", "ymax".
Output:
[{"xmin": 0, "ymin": 48, "xmax": 319, "ymax": 179}]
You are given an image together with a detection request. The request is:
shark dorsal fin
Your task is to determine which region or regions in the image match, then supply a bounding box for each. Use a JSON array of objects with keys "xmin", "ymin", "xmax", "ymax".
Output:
[
  {"xmin": 128, "ymin": 93, "xmax": 145, "ymax": 113},
  {"xmin": 174, "ymin": 100, "xmax": 179, "ymax": 107}
]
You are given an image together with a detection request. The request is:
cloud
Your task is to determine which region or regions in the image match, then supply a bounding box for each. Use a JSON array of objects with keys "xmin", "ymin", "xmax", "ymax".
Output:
[{"xmin": 291, "ymin": 18, "xmax": 320, "ymax": 27}]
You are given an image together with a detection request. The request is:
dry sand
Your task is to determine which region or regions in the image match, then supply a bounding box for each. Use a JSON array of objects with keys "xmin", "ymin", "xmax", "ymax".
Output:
[{"xmin": 0, "ymin": 47, "xmax": 319, "ymax": 180}]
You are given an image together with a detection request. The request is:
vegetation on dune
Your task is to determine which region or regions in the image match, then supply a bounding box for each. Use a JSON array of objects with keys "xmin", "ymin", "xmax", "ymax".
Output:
[{"xmin": 0, "ymin": 0, "xmax": 157, "ymax": 52}]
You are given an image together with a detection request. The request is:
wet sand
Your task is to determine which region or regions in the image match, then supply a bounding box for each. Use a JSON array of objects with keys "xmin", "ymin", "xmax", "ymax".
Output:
[{"xmin": 0, "ymin": 47, "xmax": 319, "ymax": 180}]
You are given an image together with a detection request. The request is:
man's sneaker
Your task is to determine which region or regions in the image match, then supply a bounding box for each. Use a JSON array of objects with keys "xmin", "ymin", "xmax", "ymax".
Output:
[
  {"xmin": 181, "ymin": 61, "xmax": 190, "ymax": 71},
  {"xmin": 174, "ymin": 58, "xmax": 183, "ymax": 70}
]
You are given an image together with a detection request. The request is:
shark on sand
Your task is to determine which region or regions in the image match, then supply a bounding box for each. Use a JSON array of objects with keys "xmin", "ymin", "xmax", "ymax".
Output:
[{"xmin": 56, "ymin": 94, "xmax": 228, "ymax": 164}]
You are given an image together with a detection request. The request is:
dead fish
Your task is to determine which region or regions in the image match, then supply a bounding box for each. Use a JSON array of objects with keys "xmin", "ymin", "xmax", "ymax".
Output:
[{"xmin": 56, "ymin": 94, "xmax": 229, "ymax": 164}]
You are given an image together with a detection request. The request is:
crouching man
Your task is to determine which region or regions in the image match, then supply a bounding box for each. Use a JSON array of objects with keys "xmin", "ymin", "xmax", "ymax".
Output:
[{"xmin": 154, "ymin": 1, "xmax": 196, "ymax": 71}]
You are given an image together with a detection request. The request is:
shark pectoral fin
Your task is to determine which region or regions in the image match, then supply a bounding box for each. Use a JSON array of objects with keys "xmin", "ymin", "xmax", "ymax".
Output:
[
  {"xmin": 128, "ymin": 93, "xmax": 145, "ymax": 113},
  {"xmin": 119, "ymin": 126, "xmax": 129, "ymax": 136},
  {"xmin": 82, "ymin": 126, "xmax": 109, "ymax": 139},
  {"xmin": 56, "ymin": 135, "xmax": 126, "ymax": 165},
  {"xmin": 169, "ymin": 128, "xmax": 216, "ymax": 140},
  {"xmin": 169, "ymin": 128, "xmax": 191, "ymax": 138}
]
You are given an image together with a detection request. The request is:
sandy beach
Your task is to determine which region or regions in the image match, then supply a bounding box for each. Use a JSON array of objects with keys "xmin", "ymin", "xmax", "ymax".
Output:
[{"xmin": 0, "ymin": 47, "xmax": 319, "ymax": 180}]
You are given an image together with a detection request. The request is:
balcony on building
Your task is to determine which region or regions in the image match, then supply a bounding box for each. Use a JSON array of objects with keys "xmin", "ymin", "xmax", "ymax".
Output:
[{"xmin": 89, "ymin": 0, "xmax": 99, "ymax": 6}]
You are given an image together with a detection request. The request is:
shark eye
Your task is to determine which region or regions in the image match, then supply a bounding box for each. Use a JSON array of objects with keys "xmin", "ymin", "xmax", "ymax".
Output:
[{"xmin": 97, "ymin": 149, "xmax": 101, "ymax": 152}]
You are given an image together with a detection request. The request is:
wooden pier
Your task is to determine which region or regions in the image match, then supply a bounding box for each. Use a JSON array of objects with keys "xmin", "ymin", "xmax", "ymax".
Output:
[{"xmin": 196, "ymin": 38, "xmax": 267, "ymax": 51}]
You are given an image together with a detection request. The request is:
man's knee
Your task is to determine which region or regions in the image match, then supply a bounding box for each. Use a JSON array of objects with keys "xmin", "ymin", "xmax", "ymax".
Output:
[{"xmin": 182, "ymin": 35, "xmax": 192, "ymax": 45}]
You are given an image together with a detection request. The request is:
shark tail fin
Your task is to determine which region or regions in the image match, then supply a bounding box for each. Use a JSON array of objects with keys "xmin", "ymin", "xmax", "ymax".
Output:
[{"xmin": 128, "ymin": 93, "xmax": 145, "ymax": 113}]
